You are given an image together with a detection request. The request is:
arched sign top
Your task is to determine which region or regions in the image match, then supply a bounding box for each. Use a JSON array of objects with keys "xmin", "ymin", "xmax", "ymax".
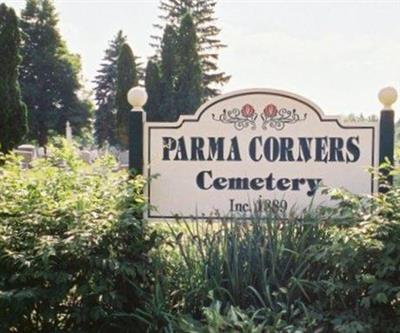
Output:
[
  {"xmin": 145, "ymin": 88, "xmax": 379, "ymax": 219},
  {"xmin": 186, "ymin": 88, "xmax": 325, "ymax": 123},
  {"xmin": 152, "ymin": 88, "xmax": 375, "ymax": 130}
]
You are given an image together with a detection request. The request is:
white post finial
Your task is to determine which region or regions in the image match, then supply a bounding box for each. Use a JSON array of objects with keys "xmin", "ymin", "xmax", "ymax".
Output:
[
  {"xmin": 127, "ymin": 86, "xmax": 148, "ymax": 111},
  {"xmin": 378, "ymin": 86, "xmax": 397, "ymax": 110}
]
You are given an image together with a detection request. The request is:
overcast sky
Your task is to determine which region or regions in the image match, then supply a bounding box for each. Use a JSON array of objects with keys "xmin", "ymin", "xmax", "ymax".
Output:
[{"xmin": 5, "ymin": 0, "xmax": 400, "ymax": 118}]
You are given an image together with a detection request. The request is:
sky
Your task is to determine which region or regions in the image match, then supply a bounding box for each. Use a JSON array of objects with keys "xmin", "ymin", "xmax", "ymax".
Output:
[{"xmin": 4, "ymin": 0, "xmax": 400, "ymax": 118}]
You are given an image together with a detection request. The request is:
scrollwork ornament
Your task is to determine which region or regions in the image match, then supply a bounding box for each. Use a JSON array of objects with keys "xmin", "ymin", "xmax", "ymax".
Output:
[
  {"xmin": 261, "ymin": 108, "xmax": 307, "ymax": 131},
  {"xmin": 212, "ymin": 106, "xmax": 258, "ymax": 131},
  {"xmin": 212, "ymin": 104, "xmax": 307, "ymax": 131}
]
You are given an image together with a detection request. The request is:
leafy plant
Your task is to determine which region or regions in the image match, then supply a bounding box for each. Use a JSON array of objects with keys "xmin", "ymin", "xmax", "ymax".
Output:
[
  {"xmin": 146, "ymin": 166, "xmax": 400, "ymax": 333},
  {"xmin": 0, "ymin": 141, "xmax": 157, "ymax": 332},
  {"xmin": 319, "ymin": 183, "xmax": 400, "ymax": 333},
  {"xmin": 1, "ymin": 141, "xmax": 399, "ymax": 333}
]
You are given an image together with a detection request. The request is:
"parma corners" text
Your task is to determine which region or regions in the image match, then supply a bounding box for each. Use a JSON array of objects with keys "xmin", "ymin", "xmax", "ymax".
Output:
[{"xmin": 162, "ymin": 136, "xmax": 360, "ymax": 163}]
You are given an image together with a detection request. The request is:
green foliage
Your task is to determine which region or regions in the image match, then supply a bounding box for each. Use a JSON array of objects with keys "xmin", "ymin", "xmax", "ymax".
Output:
[
  {"xmin": 1, "ymin": 142, "xmax": 399, "ymax": 332},
  {"xmin": 341, "ymin": 113, "xmax": 379, "ymax": 123},
  {"xmin": 116, "ymin": 43, "xmax": 139, "ymax": 148},
  {"xmin": 20, "ymin": 0, "xmax": 91, "ymax": 147},
  {"xmin": 147, "ymin": 14, "xmax": 204, "ymax": 122},
  {"xmin": 0, "ymin": 3, "xmax": 28, "ymax": 153},
  {"xmin": 153, "ymin": 0, "xmax": 230, "ymax": 98},
  {"xmin": 140, "ymin": 170, "xmax": 400, "ymax": 333},
  {"xmin": 172, "ymin": 300, "xmax": 301, "ymax": 333},
  {"xmin": 159, "ymin": 25, "xmax": 178, "ymax": 121},
  {"xmin": 0, "ymin": 142, "xmax": 157, "ymax": 332},
  {"xmin": 175, "ymin": 13, "xmax": 203, "ymax": 117},
  {"xmin": 319, "ymin": 185, "xmax": 400, "ymax": 332},
  {"xmin": 94, "ymin": 30, "xmax": 127, "ymax": 146},
  {"xmin": 145, "ymin": 60, "xmax": 162, "ymax": 122},
  {"xmin": 144, "ymin": 216, "xmax": 326, "ymax": 332}
]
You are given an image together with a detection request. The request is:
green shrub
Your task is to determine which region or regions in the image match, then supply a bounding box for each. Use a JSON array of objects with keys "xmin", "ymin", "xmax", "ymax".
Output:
[
  {"xmin": 0, "ymin": 142, "xmax": 157, "ymax": 332},
  {"xmin": 317, "ymin": 185, "xmax": 400, "ymax": 333},
  {"xmin": 165, "ymin": 218, "xmax": 325, "ymax": 309},
  {"xmin": 143, "ymin": 215, "xmax": 329, "ymax": 332},
  {"xmin": 174, "ymin": 300, "xmax": 279, "ymax": 333},
  {"xmin": 144, "ymin": 172, "xmax": 400, "ymax": 333},
  {"xmin": 1, "ymin": 141, "xmax": 399, "ymax": 333}
]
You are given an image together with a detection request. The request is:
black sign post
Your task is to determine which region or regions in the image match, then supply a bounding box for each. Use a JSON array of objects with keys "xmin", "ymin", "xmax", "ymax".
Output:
[
  {"xmin": 127, "ymin": 87, "xmax": 147, "ymax": 176},
  {"xmin": 378, "ymin": 87, "xmax": 397, "ymax": 193},
  {"xmin": 129, "ymin": 112, "xmax": 144, "ymax": 175}
]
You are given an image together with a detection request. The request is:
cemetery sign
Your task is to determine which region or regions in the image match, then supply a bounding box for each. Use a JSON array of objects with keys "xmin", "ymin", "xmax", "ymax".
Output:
[{"xmin": 144, "ymin": 89, "xmax": 379, "ymax": 219}]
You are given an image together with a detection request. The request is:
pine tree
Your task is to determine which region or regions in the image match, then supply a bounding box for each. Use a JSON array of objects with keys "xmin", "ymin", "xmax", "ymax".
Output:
[
  {"xmin": 175, "ymin": 13, "xmax": 203, "ymax": 117},
  {"xmin": 0, "ymin": 4, "xmax": 28, "ymax": 153},
  {"xmin": 93, "ymin": 30, "xmax": 127, "ymax": 146},
  {"xmin": 159, "ymin": 25, "xmax": 178, "ymax": 121},
  {"xmin": 144, "ymin": 60, "xmax": 161, "ymax": 122},
  {"xmin": 152, "ymin": 0, "xmax": 229, "ymax": 98},
  {"xmin": 20, "ymin": 0, "xmax": 91, "ymax": 147},
  {"xmin": 116, "ymin": 43, "xmax": 138, "ymax": 148}
]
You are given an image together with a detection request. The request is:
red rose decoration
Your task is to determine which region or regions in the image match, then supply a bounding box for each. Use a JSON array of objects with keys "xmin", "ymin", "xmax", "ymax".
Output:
[
  {"xmin": 241, "ymin": 104, "xmax": 255, "ymax": 118},
  {"xmin": 264, "ymin": 104, "xmax": 278, "ymax": 118}
]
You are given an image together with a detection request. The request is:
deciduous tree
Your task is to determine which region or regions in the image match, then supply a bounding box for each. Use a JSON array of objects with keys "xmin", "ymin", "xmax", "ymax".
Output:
[{"xmin": 20, "ymin": 0, "xmax": 91, "ymax": 147}]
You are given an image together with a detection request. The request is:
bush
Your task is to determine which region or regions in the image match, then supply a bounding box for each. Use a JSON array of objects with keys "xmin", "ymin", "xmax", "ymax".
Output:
[
  {"xmin": 0, "ymin": 142, "xmax": 157, "ymax": 332},
  {"xmin": 318, "ymin": 185, "xmax": 400, "ymax": 333},
  {"xmin": 173, "ymin": 300, "xmax": 283, "ymax": 332},
  {"xmin": 143, "ymin": 173, "xmax": 400, "ymax": 333},
  {"xmin": 145, "ymin": 215, "xmax": 329, "ymax": 332},
  {"xmin": 1, "ymin": 141, "xmax": 399, "ymax": 333}
]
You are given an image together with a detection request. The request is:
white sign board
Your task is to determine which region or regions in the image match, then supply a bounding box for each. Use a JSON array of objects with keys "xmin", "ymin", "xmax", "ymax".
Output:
[{"xmin": 144, "ymin": 89, "xmax": 378, "ymax": 219}]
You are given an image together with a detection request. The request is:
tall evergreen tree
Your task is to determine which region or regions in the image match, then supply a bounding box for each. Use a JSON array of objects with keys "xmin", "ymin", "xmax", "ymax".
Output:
[
  {"xmin": 93, "ymin": 30, "xmax": 127, "ymax": 146},
  {"xmin": 116, "ymin": 43, "xmax": 138, "ymax": 148},
  {"xmin": 144, "ymin": 60, "xmax": 161, "ymax": 122},
  {"xmin": 176, "ymin": 13, "xmax": 203, "ymax": 116},
  {"xmin": 159, "ymin": 25, "xmax": 178, "ymax": 121},
  {"xmin": 20, "ymin": 0, "xmax": 91, "ymax": 147},
  {"xmin": 0, "ymin": 4, "xmax": 28, "ymax": 153},
  {"xmin": 152, "ymin": 0, "xmax": 229, "ymax": 98}
]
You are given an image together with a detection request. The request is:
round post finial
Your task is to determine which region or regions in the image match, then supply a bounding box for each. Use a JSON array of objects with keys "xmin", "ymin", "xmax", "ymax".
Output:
[
  {"xmin": 378, "ymin": 86, "xmax": 397, "ymax": 110},
  {"xmin": 127, "ymin": 86, "xmax": 148, "ymax": 111}
]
